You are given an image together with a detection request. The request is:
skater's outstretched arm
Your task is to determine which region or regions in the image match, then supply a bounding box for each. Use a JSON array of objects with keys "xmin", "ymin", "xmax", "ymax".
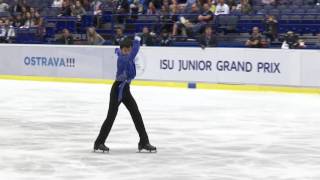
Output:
[{"xmin": 129, "ymin": 36, "xmax": 141, "ymax": 61}]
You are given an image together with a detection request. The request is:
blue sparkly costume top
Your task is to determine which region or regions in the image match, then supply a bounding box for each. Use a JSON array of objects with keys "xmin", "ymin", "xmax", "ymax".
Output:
[{"xmin": 114, "ymin": 38, "xmax": 140, "ymax": 102}]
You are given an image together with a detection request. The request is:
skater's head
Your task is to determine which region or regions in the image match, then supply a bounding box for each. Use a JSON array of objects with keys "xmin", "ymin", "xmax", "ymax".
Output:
[{"xmin": 120, "ymin": 37, "xmax": 133, "ymax": 55}]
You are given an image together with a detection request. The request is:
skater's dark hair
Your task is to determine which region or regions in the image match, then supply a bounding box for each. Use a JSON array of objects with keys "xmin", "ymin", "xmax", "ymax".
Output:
[{"xmin": 120, "ymin": 37, "xmax": 133, "ymax": 49}]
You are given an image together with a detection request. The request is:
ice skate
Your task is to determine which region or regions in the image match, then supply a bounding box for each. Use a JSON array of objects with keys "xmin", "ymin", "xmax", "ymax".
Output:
[
  {"xmin": 138, "ymin": 143, "xmax": 157, "ymax": 153},
  {"xmin": 94, "ymin": 144, "xmax": 109, "ymax": 153}
]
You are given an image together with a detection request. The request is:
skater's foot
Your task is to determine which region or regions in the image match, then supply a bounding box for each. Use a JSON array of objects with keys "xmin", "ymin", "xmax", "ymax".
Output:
[
  {"xmin": 138, "ymin": 143, "xmax": 157, "ymax": 152},
  {"xmin": 94, "ymin": 143, "xmax": 109, "ymax": 153}
]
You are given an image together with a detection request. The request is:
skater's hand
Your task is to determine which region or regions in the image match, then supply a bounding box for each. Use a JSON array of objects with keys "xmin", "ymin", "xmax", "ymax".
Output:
[
  {"xmin": 115, "ymin": 48, "xmax": 121, "ymax": 55},
  {"xmin": 134, "ymin": 36, "xmax": 141, "ymax": 42}
]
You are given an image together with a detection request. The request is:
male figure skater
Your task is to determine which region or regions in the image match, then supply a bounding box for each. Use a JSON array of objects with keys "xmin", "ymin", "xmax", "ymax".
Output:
[{"xmin": 94, "ymin": 36, "xmax": 156, "ymax": 153}]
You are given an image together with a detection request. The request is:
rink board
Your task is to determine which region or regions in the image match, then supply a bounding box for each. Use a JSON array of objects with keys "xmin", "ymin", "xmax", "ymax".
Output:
[
  {"xmin": 0, "ymin": 44, "xmax": 320, "ymax": 90},
  {"xmin": 0, "ymin": 75, "xmax": 320, "ymax": 95}
]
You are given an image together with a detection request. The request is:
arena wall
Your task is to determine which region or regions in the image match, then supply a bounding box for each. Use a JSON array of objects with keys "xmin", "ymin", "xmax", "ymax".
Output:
[{"xmin": 0, "ymin": 44, "xmax": 319, "ymax": 93}]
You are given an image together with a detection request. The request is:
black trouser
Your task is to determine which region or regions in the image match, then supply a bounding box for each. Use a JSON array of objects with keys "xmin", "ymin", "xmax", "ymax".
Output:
[{"xmin": 95, "ymin": 81, "xmax": 149, "ymax": 145}]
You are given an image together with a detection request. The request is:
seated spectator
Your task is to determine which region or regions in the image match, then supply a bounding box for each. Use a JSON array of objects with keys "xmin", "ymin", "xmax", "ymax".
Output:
[
  {"xmin": 20, "ymin": 0, "xmax": 30, "ymax": 11},
  {"xmin": 138, "ymin": 26, "xmax": 156, "ymax": 46},
  {"xmin": 208, "ymin": 0, "xmax": 216, "ymax": 13},
  {"xmin": 297, "ymin": 39, "xmax": 306, "ymax": 49},
  {"xmin": 151, "ymin": 0, "xmax": 162, "ymax": 9},
  {"xmin": 30, "ymin": 7, "xmax": 36, "ymax": 18},
  {"xmin": 185, "ymin": 0, "xmax": 197, "ymax": 8},
  {"xmin": 71, "ymin": 0, "xmax": 87, "ymax": 20},
  {"xmin": 10, "ymin": 0, "xmax": 23, "ymax": 14},
  {"xmin": 159, "ymin": 30, "xmax": 172, "ymax": 46},
  {"xmin": 52, "ymin": 0, "xmax": 63, "ymax": 8},
  {"xmin": 159, "ymin": 4, "xmax": 171, "ymax": 30},
  {"xmin": 169, "ymin": 4, "xmax": 180, "ymax": 23},
  {"xmin": 86, "ymin": 27, "xmax": 105, "ymax": 45},
  {"xmin": 197, "ymin": 0, "xmax": 207, "ymax": 6},
  {"xmin": 116, "ymin": 0, "xmax": 129, "ymax": 15},
  {"xmin": 281, "ymin": 31, "xmax": 300, "ymax": 49},
  {"xmin": 22, "ymin": 12, "xmax": 35, "ymax": 28},
  {"xmin": 112, "ymin": 27, "xmax": 125, "ymax": 45},
  {"xmin": 172, "ymin": 3, "xmax": 199, "ymax": 36},
  {"xmin": 91, "ymin": 0, "xmax": 103, "ymax": 15},
  {"xmin": 236, "ymin": 0, "xmax": 252, "ymax": 14},
  {"xmin": 198, "ymin": 26, "xmax": 217, "ymax": 48},
  {"xmin": 282, "ymin": 38, "xmax": 306, "ymax": 49},
  {"xmin": 227, "ymin": 0, "xmax": 237, "ymax": 12},
  {"xmin": 159, "ymin": 3, "xmax": 179, "ymax": 33},
  {"xmin": 57, "ymin": 28, "xmax": 74, "ymax": 45},
  {"xmin": 34, "ymin": 11, "xmax": 45, "ymax": 36},
  {"xmin": 215, "ymin": 0, "xmax": 230, "ymax": 15},
  {"xmin": 4, "ymin": 18, "xmax": 16, "ymax": 43},
  {"xmin": 162, "ymin": 0, "xmax": 171, "ymax": 9},
  {"xmin": 0, "ymin": 19, "xmax": 15, "ymax": 43},
  {"xmin": 0, "ymin": 0, "xmax": 9, "ymax": 12},
  {"xmin": 0, "ymin": 19, "xmax": 6, "ymax": 43},
  {"xmin": 91, "ymin": 0, "xmax": 103, "ymax": 27},
  {"xmin": 199, "ymin": 3, "xmax": 214, "ymax": 23},
  {"xmin": 129, "ymin": 0, "xmax": 143, "ymax": 19},
  {"xmin": 81, "ymin": 0, "xmax": 91, "ymax": 11},
  {"xmin": 245, "ymin": 27, "xmax": 262, "ymax": 48},
  {"xmin": 33, "ymin": 11, "xmax": 43, "ymax": 27},
  {"xmin": 115, "ymin": 0, "xmax": 129, "ymax": 23},
  {"xmin": 13, "ymin": 14, "xmax": 24, "ymax": 27},
  {"xmin": 264, "ymin": 15, "xmax": 278, "ymax": 42},
  {"xmin": 196, "ymin": 3, "xmax": 214, "ymax": 33},
  {"xmin": 160, "ymin": 1, "xmax": 170, "ymax": 15},
  {"xmin": 20, "ymin": 6, "xmax": 28, "ymax": 19},
  {"xmin": 147, "ymin": 2, "xmax": 159, "ymax": 15},
  {"xmin": 177, "ymin": 4, "xmax": 186, "ymax": 14},
  {"xmin": 260, "ymin": 37, "xmax": 270, "ymax": 48},
  {"xmin": 58, "ymin": 1, "xmax": 72, "ymax": 16},
  {"xmin": 33, "ymin": 11, "xmax": 44, "ymax": 27}
]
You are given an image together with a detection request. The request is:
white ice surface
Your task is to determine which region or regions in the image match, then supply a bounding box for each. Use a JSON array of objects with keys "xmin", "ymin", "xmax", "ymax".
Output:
[{"xmin": 0, "ymin": 80, "xmax": 320, "ymax": 180}]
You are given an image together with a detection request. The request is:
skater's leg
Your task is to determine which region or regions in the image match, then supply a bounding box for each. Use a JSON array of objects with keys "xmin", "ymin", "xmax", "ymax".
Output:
[
  {"xmin": 122, "ymin": 85, "xmax": 149, "ymax": 145},
  {"xmin": 95, "ymin": 82, "xmax": 121, "ymax": 145}
]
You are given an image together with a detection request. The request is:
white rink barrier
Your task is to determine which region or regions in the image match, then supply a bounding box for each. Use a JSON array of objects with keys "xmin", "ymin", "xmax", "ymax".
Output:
[{"xmin": 0, "ymin": 44, "xmax": 319, "ymax": 88}]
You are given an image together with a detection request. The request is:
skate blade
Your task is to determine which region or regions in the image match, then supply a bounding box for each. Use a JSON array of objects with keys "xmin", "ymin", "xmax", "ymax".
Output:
[
  {"xmin": 136, "ymin": 149, "xmax": 157, "ymax": 153},
  {"xmin": 93, "ymin": 149, "xmax": 110, "ymax": 153}
]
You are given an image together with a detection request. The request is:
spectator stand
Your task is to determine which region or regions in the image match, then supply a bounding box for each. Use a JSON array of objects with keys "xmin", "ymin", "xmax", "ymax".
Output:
[{"xmin": 0, "ymin": 0, "xmax": 320, "ymax": 48}]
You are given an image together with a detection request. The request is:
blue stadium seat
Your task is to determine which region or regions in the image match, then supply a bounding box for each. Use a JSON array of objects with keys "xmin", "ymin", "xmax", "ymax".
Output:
[
  {"xmin": 276, "ymin": 5, "xmax": 288, "ymax": 10},
  {"xmin": 293, "ymin": 9, "xmax": 305, "ymax": 14},
  {"xmin": 269, "ymin": 9, "xmax": 280, "ymax": 15},
  {"xmin": 303, "ymin": 15, "xmax": 317, "ymax": 24},
  {"xmin": 0, "ymin": 11, "xmax": 11, "ymax": 17},
  {"xmin": 16, "ymin": 28, "xmax": 42, "ymax": 44},
  {"xmin": 81, "ymin": 15, "xmax": 94, "ymax": 28},
  {"xmin": 292, "ymin": 0, "xmax": 303, "ymax": 5},
  {"xmin": 46, "ymin": 17, "xmax": 77, "ymax": 33},
  {"xmin": 281, "ymin": 9, "xmax": 292, "ymax": 14},
  {"xmin": 172, "ymin": 41, "xmax": 198, "ymax": 47},
  {"xmin": 306, "ymin": 9, "xmax": 318, "ymax": 14},
  {"xmin": 263, "ymin": 5, "xmax": 274, "ymax": 10},
  {"xmin": 257, "ymin": 9, "xmax": 267, "ymax": 15},
  {"xmin": 289, "ymin": 15, "xmax": 303, "ymax": 24}
]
